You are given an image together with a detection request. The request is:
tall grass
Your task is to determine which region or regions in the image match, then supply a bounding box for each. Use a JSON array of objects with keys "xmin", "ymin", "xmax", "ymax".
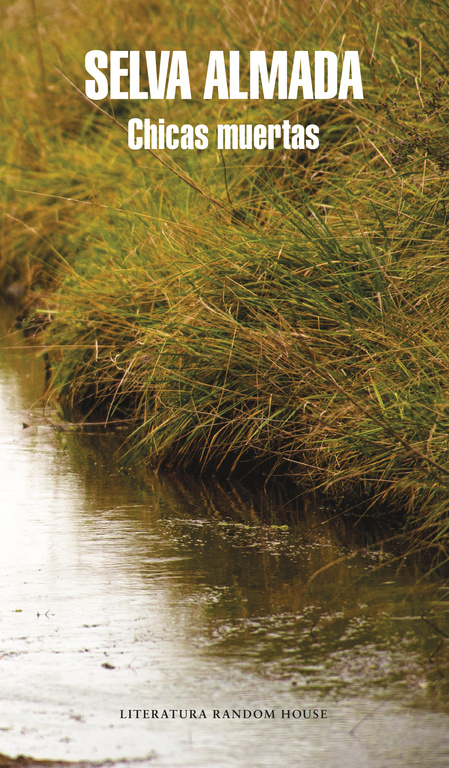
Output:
[{"xmin": 1, "ymin": 0, "xmax": 449, "ymax": 555}]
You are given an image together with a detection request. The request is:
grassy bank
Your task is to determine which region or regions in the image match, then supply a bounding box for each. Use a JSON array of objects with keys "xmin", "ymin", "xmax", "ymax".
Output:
[{"xmin": 1, "ymin": 0, "xmax": 449, "ymax": 556}]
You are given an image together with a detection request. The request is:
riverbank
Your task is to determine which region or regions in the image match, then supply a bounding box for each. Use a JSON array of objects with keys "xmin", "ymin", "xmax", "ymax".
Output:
[
  {"xmin": 0, "ymin": 303, "xmax": 448, "ymax": 766},
  {"xmin": 1, "ymin": 0, "xmax": 449, "ymax": 556}
]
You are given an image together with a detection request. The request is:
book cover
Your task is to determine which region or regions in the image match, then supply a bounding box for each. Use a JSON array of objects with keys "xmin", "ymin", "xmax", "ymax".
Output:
[{"xmin": 1, "ymin": 1, "xmax": 448, "ymax": 766}]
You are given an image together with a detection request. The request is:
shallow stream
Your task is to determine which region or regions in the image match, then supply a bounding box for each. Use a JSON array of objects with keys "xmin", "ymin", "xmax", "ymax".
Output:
[{"xmin": 0, "ymin": 305, "xmax": 448, "ymax": 767}]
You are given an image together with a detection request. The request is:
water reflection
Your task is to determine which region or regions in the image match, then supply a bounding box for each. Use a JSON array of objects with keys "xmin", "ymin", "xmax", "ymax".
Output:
[{"xmin": 0, "ymin": 304, "xmax": 448, "ymax": 767}]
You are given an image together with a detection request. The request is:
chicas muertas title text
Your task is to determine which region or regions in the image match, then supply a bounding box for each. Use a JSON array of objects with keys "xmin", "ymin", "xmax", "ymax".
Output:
[{"xmin": 84, "ymin": 50, "xmax": 364, "ymax": 151}]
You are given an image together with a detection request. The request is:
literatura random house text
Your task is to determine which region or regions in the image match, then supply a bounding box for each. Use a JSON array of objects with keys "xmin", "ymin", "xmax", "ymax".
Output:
[
  {"xmin": 120, "ymin": 708, "xmax": 328, "ymax": 720},
  {"xmin": 84, "ymin": 50, "xmax": 364, "ymax": 151}
]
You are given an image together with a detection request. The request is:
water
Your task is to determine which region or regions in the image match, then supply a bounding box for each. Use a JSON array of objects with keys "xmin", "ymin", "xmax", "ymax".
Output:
[{"xmin": 0, "ymin": 305, "xmax": 448, "ymax": 767}]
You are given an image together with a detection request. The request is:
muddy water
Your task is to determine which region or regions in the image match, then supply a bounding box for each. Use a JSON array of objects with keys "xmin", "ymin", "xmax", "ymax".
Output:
[{"xmin": 0, "ymin": 306, "xmax": 448, "ymax": 768}]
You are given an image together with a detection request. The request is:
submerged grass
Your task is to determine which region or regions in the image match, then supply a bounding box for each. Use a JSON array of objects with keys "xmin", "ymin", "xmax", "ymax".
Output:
[{"xmin": 1, "ymin": 0, "xmax": 449, "ymax": 557}]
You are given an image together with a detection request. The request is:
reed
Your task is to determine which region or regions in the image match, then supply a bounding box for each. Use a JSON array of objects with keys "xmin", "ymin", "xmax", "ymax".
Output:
[{"xmin": 1, "ymin": 0, "xmax": 449, "ymax": 555}]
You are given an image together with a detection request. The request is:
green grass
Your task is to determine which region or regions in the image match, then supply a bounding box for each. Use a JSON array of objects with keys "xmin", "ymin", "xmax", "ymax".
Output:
[{"xmin": 1, "ymin": 0, "xmax": 449, "ymax": 558}]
